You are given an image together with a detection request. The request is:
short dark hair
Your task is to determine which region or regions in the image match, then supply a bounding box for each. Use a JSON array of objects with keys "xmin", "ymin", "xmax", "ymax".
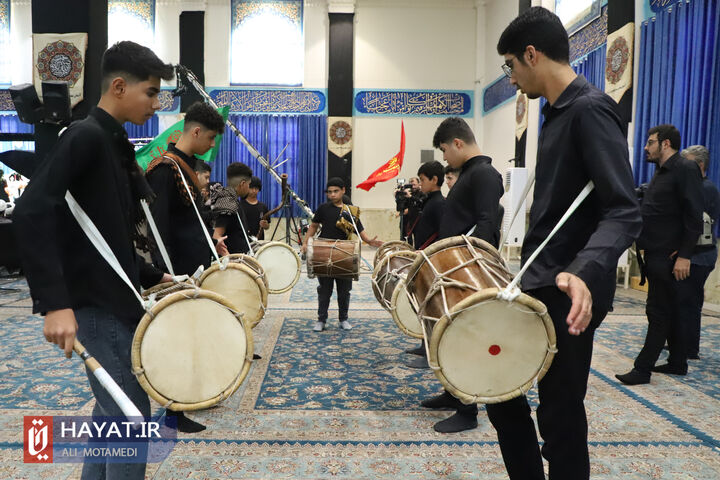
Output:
[
  {"xmin": 648, "ymin": 124, "xmax": 681, "ymax": 150},
  {"xmin": 433, "ymin": 117, "xmax": 476, "ymax": 148},
  {"xmin": 184, "ymin": 102, "xmax": 225, "ymax": 134},
  {"xmin": 101, "ymin": 41, "xmax": 174, "ymax": 92},
  {"xmin": 327, "ymin": 177, "xmax": 345, "ymax": 189},
  {"xmin": 194, "ymin": 161, "xmax": 211, "ymax": 174},
  {"xmin": 227, "ymin": 162, "xmax": 253, "ymax": 180},
  {"xmin": 497, "ymin": 7, "xmax": 569, "ymax": 64},
  {"xmin": 444, "ymin": 165, "xmax": 460, "ymax": 175},
  {"xmin": 249, "ymin": 176, "xmax": 262, "ymax": 190},
  {"xmin": 418, "ymin": 160, "xmax": 444, "ymax": 187}
]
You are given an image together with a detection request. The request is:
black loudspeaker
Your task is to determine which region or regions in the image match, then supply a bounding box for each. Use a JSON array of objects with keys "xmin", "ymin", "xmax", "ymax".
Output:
[
  {"xmin": 179, "ymin": 11, "xmax": 205, "ymax": 112},
  {"xmin": 9, "ymin": 84, "xmax": 44, "ymax": 124},
  {"xmin": 41, "ymin": 81, "xmax": 72, "ymax": 125}
]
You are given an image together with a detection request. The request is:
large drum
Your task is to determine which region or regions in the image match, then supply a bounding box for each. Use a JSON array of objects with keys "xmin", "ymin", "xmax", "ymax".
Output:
[
  {"xmin": 405, "ymin": 235, "xmax": 556, "ymax": 404},
  {"xmin": 225, "ymin": 253, "xmax": 268, "ymax": 290},
  {"xmin": 132, "ymin": 284, "xmax": 253, "ymax": 411},
  {"xmin": 373, "ymin": 240, "xmax": 414, "ymax": 267},
  {"xmin": 371, "ymin": 250, "xmax": 423, "ymax": 338},
  {"xmin": 307, "ymin": 237, "xmax": 360, "ymax": 281},
  {"xmin": 198, "ymin": 261, "xmax": 268, "ymax": 328},
  {"xmin": 254, "ymin": 241, "xmax": 302, "ymax": 294}
]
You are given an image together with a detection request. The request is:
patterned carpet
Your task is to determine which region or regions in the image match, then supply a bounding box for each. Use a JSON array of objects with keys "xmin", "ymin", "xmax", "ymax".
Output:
[{"xmin": 1, "ymin": 250, "xmax": 720, "ymax": 479}]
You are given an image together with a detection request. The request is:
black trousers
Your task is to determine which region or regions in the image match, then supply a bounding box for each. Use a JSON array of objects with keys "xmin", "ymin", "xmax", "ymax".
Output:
[
  {"xmin": 485, "ymin": 286, "xmax": 601, "ymax": 480},
  {"xmin": 634, "ymin": 253, "xmax": 687, "ymax": 372},
  {"xmin": 677, "ymin": 263, "xmax": 713, "ymax": 357},
  {"xmin": 317, "ymin": 276, "xmax": 352, "ymax": 322}
]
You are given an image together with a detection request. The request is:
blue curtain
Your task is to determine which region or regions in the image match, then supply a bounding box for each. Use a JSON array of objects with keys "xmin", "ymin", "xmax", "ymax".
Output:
[
  {"xmin": 633, "ymin": 0, "xmax": 720, "ymax": 186},
  {"xmin": 539, "ymin": 45, "xmax": 607, "ymax": 130},
  {"xmin": 0, "ymin": 115, "xmax": 34, "ymax": 173},
  {"xmin": 124, "ymin": 116, "xmax": 159, "ymax": 140},
  {"xmin": 212, "ymin": 114, "xmax": 326, "ymax": 216}
]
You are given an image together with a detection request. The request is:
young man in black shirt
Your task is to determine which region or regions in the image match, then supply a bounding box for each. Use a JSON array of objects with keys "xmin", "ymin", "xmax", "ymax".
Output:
[
  {"xmin": 444, "ymin": 165, "xmax": 460, "ymax": 191},
  {"xmin": 241, "ymin": 176, "xmax": 270, "ymax": 240},
  {"xmin": 616, "ymin": 125, "xmax": 703, "ymax": 384},
  {"xmin": 495, "ymin": 8, "xmax": 641, "ymax": 479},
  {"xmin": 301, "ymin": 177, "xmax": 382, "ymax": 332},
  {"xmin": 413, "ymin": 161, "xmax": 446, "ymax": 250},
  {"xmin": 212, "ymin": 162, "xmax": 253, "ymax": 254},
  {"xmin": 146, "ymin": 101, "xmax": 226, "ymax": 276},
  {"xmin": 419, "ymin": 117, "xmax": 504, "ymax": 434},
  {"xmin": 405, "ymin": 160, "xmax": 446, "ymax": 366},
  {"xmin": 13, "ymin": 41, "xmax": 175, "ymax": 479}
]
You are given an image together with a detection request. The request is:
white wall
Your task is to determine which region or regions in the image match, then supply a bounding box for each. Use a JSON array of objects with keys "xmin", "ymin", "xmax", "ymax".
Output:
[{"xmin": 351, "ymin": 0, "xmax": 476, "ymax": 210}]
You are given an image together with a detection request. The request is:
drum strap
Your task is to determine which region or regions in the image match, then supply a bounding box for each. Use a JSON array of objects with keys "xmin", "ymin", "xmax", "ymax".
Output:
[
  {"xmin": 342, "ymin": 205, "xmax": 372, "ymax": 271},
  {"xmin": 65, "ymin": 192, "xmax": 149, "ymax": 310},
  {"xmin": 235, "ymin": 211, "xmax": 255, "ymax": 256},
  {"xmin": 140, "ymin": 199, "xmax": 175, "ymax": 276},
  {"xmin": 499, "ymin": 181, "xmax": 595, "ymax": 301},
  {"xmin": 163, "ymin": 156, "xmax": 220, "ymax": 264}
]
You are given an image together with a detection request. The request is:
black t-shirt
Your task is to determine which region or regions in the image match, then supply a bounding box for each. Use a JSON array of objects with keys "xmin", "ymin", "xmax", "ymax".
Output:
[
  {"xmin": 241, "ymin": 198, "xmax": 269, "ymax": 239},
  {"xmin": 312, "ymin": 201, "xmax": 364, "ymax": 240},
  {"xmin": 215, "ymin": 205, "xmax": 250, "ymax": 254},
  {"xmin": 413, "ymin": 190, "xmax": 445, "ymax": 249}
]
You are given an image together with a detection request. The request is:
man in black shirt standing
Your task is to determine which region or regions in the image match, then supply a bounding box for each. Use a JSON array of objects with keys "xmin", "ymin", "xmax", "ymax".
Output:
[
  {"xmin": 494, "ymin": 8, "xmax": 641, "ymax": 480},
  {"xmin": 146, "ymin": 101, "xmax": 226, "ymax": 276},
  {"xmin": 617, "ymin": 125, "xmax": 703, "ymax": 384},
  {"xmin": 419, "ymin": 118, "xmax": 504, "ymax": 433},
  {"xmin": 241, "ymin": 176, "xmax": 270, "ymax": 240},
  {"xmin": 13, "ymin": 42, "xmax": 174, "ymax": 479},
  {"xmin": 680, "ymin": 145, "xmax": 719, "ymax": 359},
  {"xmin": 301, "ymin": 177, "xmax": 382, "ymax": 332},
  {"xmin": 212, "ymin": 162, "xmax": 254, "ymax": 254}
]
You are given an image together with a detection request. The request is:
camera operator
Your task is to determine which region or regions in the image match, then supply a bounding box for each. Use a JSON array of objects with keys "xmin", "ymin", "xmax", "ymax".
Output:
[{"xmin": 395, "ymin": 176, "xmax": 423, "ymax": 243}]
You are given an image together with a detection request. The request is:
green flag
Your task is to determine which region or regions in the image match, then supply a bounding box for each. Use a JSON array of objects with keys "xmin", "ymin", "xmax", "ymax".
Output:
[{"xmin": 135, "ymin": 105, "xmax": 230, "ymax": 170}]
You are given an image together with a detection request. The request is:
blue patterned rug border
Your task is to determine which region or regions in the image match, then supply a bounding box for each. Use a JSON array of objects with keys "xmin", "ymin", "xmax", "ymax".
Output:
[
  {"xmin": 0, "ymin": 439, "xmax": 711, "ymax": 450},
  {"xmin": 592, "ymin": 368, "xmax": 720, "ymax": 448}
]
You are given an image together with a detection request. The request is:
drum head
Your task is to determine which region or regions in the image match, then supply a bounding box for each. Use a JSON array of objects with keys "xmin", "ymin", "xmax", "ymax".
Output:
[
  {"xmin": 390, "ymin": 277, "xmax": 423, "ymax": 339},
  {"xmin": 133, "ymin": 290, "xmax": 252, "ymax": 410},
  {"xmin": 255, "ymin": 242, "xmax": 301, "ymax": 294},
  {"xmin": 199, "ymin": 264, "xmax": 268, "ymax": 328},
  {"xmin": 430, "ymin": 289, "xmax": 556, "ymax": 404}
]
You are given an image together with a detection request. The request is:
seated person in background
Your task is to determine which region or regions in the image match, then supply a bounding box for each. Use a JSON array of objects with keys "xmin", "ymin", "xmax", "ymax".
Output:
[{"xmin": 241, "ymin": 176, "xmax": 270, "ymax": 241}]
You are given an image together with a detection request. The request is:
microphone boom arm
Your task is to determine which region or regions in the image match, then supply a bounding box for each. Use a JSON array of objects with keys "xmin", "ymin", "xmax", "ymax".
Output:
[{"xmin": 175, "ymin": 64, "xmax": 314, "ymax": 218}]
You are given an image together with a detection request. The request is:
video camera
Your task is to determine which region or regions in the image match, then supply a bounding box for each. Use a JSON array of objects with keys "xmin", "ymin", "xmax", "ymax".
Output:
[{"xmin": 394, "ymin": 178, "xmax": 422, "ymax": 212}]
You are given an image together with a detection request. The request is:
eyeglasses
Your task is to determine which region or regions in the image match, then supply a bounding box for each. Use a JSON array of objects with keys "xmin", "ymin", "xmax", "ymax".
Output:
[
  {"xmin": 646, "ymin": 139, "xmax": 658, "ymax": 146},
  {"xmin": 501, "ymin": 57, "xmax": 515, "ymax": 78}
]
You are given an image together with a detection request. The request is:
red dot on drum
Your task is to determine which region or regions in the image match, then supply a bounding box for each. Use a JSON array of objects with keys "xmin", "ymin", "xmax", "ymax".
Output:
[{"xmin": 488, "ymin": 345, "xmax": 501, "ymax": 356}]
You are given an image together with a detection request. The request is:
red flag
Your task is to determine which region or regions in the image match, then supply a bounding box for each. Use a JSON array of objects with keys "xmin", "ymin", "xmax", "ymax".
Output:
[{"xmin": 356, "ymin": 121, "xmax": 405, "ymax": 191}]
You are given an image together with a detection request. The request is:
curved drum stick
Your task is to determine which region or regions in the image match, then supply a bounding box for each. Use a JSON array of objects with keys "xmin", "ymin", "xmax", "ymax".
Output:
[{"xmin": 73, "ymin": 339, "xmax": 144, "ymax": 420}]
